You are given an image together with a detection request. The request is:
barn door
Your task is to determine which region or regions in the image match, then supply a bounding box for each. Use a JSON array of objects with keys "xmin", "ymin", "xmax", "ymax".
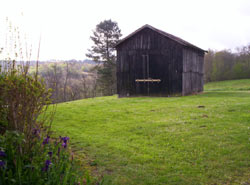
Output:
[
  {"xmin": 134, "ymin": 54, "xmax": 149, "ymax": 95},
  {"xmin": 148, "ymin": 54, "xmax": 163, "ymax": 95},
  {"xmin": 135, "ymin": 54, "xmax": 162, "ymax": 95},
  {"xmin": 142, "ymin": 54, "xmax": 150, "ymax": 95}
]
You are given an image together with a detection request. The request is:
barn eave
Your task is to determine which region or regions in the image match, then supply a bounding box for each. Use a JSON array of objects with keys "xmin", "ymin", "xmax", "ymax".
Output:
[{"xmin": 115, "ymin": 24, "xmax": 207, "ymax": 53}]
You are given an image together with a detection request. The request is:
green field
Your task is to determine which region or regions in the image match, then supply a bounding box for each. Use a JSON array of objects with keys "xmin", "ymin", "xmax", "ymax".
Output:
[
  {"xmin": 52, "ymin": 79, "xmax": 250, "ymax": 185},
  {"xmin": 204, "ymin": 79, "xmax": 250, "ymax": 91}
]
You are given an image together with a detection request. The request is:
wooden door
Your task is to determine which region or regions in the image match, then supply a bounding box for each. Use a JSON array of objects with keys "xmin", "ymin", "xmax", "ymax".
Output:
[
  {"xmin": 148, "ymin": 54, "xmax": 163, "ymax": 95},
  {"xmin": 134, "ymin": 54, "xmax": 163, "ymax": 95}
]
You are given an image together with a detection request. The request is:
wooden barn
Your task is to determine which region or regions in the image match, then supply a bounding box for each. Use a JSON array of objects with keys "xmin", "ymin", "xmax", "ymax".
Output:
[{"xmin": 115, "ymin": 24, "xmax": 207, "ymax": 97}]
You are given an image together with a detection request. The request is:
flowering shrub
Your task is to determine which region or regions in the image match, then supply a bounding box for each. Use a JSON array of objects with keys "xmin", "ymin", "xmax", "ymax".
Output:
[
  {"xmin": 0, "ymin": 25, "xmax": 92, "ymax": 184},
  {"xmin": 0, "ymin": 66, "xmax": 92, "ymax": 184},
  {"xmin": 0, "ymin": 70, "xmax": 52, "ymax": 140},
  {"xmin": 0, "ymin": 131, "xmax": 90, "ymax": 184}
]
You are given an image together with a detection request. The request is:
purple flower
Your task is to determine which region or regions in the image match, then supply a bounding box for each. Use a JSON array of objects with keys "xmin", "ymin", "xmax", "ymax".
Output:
[
  {"xmin": 60, "ymin": 136, "xmax": 69, "ymax": 148},
  {"xmin": 42, "ymin": 136, "xmax": 50, "ymax": 145},
  {"xmin": 0, "ymin": 160, "xmax": 5, "ymax": 169},
  {"xmin": 48, "ymin": 151, "xmax": 52, "ymax": 157},
  {"xmin": 42, "ymin": 160, "xmax": 52, "ymax": 172},
  {"xmin": 62, "ymin": 142, "xmax": 67, "ymax": 148},
  {"xmin": 45, "ymin": 160, "xmax": 51, "ymax": 166},
  {"xmin": 0, "ymin": 151, "xmax": 6, "ymax": 157},
  {"xmin": 61, "ymin": 137, "xmax": 69, "ymax": 143},
  {"xmin": 32, "ymin": 128, "xmax": 40, "ymax": 135}
]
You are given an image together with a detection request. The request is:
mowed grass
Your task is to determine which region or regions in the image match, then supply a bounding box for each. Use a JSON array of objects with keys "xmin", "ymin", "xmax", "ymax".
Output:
[
  {"xmin": 204, "ymin": 79, "xmax": 250, "ymax": 91},
  {"xmin": 51, "ymin": 79, "xmax": 250, "ymax": 185}
]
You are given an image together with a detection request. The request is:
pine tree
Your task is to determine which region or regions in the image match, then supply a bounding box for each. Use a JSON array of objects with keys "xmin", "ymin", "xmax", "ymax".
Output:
[{"xmin": 86, "ymin": 19, "xmax": 122, "ymax": 96}]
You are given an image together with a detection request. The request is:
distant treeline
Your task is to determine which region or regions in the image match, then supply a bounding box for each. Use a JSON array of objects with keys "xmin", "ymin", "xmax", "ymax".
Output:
[
  {"xmin": 36, "ymin": 61, "xmax": 100, "ymax": 103},
  {"xmin": 204, "ymin": 44, "xmax": 250, "ymax": 82}
]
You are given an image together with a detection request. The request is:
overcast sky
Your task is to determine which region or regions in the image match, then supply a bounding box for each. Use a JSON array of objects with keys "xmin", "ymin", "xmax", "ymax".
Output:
[{"xmin": 0, "ymin": 0, "xmax": 250, "ymax": 60}]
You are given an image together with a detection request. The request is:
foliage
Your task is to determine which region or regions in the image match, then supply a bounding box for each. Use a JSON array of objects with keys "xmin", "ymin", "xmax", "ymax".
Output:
[
  {"xmin": 38, "ymin": 61, "xmax": 97, "ymax": 103},
  {"xmin": 0, "ymin": 18, "xmax": 53, "ymax": 140},
  {"xmin": 0, "ymin": 63, "xmax": 90, "ymax": 185},
  {"xmin": 204, "ymin": 44, "xmax": 250, "ymax": 82},
  {"xmin": 0, "ymin": 131, "xmax": 89, "ymax": 185},
  {"xmin": 86, "ymin": 19, "xmax": 122, "ymax": 96},
  {"xmin": 0, "ymin": 69, "xmax": 52, "ymax": 138},
  {"xmin": 51, "ymin": 79, "xmax": 250, "ymax": 184},
  {"xmin": 0, "ymin": 62, "xmax": 90, "ymax": 184},
  {"xmin": 0, "ymin": 19, "xmax": 91, "ymax": 185}
]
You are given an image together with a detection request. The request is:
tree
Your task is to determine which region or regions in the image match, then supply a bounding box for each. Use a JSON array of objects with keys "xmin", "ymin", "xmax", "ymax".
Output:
[
  {"xmin": 204, "ymin": 50, "xmax": 214, "ymax": 82},
  {"xmin": 203, "ymin": 44, "xmax": 250, "ymax": 83},
  {"xmin": 86, "ymin": 19, "xmax": 122, "ymax": 96}
]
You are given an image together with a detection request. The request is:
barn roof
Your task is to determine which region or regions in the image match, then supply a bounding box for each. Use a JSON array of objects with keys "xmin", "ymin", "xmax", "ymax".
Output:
[{"xmin": 115, "ymin": 24, "xmax": 207, "ymax": 52}]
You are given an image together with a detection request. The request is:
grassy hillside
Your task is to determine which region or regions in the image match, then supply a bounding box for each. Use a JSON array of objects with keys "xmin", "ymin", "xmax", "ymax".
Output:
[
  {"xmin": 51, "ymin": 79, "xmax": 250, "ymax": 185},
  {"xmin": 205, "ymin": 79, "xmax": 250, "ymax": 91}
]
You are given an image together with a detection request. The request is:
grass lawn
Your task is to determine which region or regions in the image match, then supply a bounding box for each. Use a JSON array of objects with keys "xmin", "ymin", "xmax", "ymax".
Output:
[
  {"xmin": 51, "ymin": 79, "xmax": 250, "ymax": 185},
  {"xmin": 204, "ymin": 79, "xmax": 250, "ymax": 91}
]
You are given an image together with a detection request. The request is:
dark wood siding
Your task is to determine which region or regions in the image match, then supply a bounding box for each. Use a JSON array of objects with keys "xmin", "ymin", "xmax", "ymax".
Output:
[
  {"xmin": 182, "ymin": 48, "xmax": 204, "ymax": 95},
  {"xmin": 116, "ymin": 27, "xmax": 204, "ymax": 97}
]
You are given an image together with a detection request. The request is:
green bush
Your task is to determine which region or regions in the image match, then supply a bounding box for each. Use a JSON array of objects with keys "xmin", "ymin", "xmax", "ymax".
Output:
[
  {"xmin": 0, "ymin": 70, "xmax": 52, "ymax": 135},
  {"xmin": 0, "ymin": 130, "xmax": 89, "ymax": 185},
  {"xmin": 0, "ymin": 61, "xmax": 91, "ymax": 184},
  {"xmin": 0, "ymin": 22, "xmax": 92, "ymax": 184}
]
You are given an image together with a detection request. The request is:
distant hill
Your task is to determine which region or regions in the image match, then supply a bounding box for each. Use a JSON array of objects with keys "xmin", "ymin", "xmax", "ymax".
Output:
[
  {"xmin": 40, "ymin": 59, "xmax": 96, "ymax": 64},
  {"xmin": 5, "ymin": 59, "xmax": 96, "ymax": 66},
  {"xmin": 81, "ymin": 59, "xmax": 95, "ymax": 64}
]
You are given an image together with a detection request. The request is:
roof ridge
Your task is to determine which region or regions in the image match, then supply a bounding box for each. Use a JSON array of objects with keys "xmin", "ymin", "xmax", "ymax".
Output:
[{"xmin": 115, "ymin": 24, "xmax": 207, "ymax": 52}]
